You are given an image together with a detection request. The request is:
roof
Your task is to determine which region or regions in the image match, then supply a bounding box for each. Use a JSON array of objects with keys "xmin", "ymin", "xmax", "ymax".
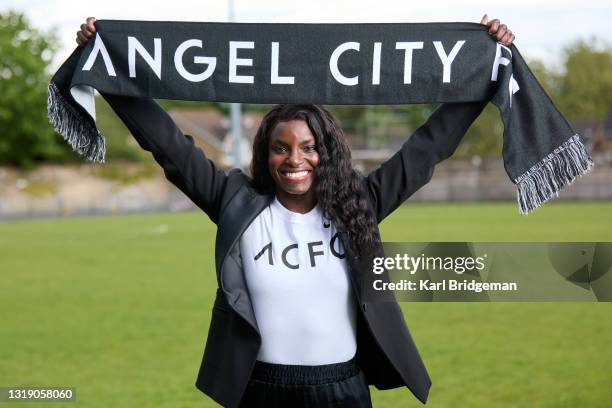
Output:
[{"xmin": 168, "ymin": 109, "xmax": 264, "ymax": 149}]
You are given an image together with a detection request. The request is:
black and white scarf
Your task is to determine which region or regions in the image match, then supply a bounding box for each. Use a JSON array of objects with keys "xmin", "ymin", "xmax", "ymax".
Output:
[{"xmin": 47, "ymin": 20, "xmax": 594, "ymax": 214}]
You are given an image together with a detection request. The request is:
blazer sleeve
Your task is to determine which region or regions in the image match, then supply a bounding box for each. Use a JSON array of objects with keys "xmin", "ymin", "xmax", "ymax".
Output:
[
  {"xmin": 100, "ymin": 92, "xmax": 229, "ymax": 224},
  {"xmin": 365, "ymin": 101, "xmax": 487, "ymax": 224}
]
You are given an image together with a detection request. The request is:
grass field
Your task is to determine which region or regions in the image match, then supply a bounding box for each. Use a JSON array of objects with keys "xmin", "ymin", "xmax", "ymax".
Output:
[{"xmin": 1, "ymin": 202, "xmax": 611, "ymax": 407}]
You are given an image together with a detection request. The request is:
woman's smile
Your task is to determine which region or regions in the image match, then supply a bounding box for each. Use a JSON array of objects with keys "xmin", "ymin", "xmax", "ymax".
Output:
[{"xmin": 279, "ymin": 169, "xmax": 312, "ymax": 182}]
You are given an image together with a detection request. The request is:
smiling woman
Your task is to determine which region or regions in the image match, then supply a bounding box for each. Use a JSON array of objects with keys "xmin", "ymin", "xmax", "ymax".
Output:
[{"xmin": 72, "ymin": 15, "xmax": 517, "ymax": 408}]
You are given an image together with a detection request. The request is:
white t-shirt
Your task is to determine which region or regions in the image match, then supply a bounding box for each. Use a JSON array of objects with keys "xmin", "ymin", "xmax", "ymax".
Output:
[{"xmin": 239, "ymin": 195, "xmax": 357, "ymax": 365}]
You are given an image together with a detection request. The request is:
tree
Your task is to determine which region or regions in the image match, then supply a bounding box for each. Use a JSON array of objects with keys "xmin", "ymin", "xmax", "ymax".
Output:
[
  {"xmin": 0, "ymin": 11, "xmax": 77, "ymax": 168},
  {"xmin": 556, "ymin": 38, "xmax": 612, "ymax": 120}
]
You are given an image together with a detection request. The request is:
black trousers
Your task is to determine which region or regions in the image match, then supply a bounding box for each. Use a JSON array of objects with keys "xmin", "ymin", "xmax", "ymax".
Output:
[{"xmin": 238, "ymin": 356, "xmax": 372, "ymax": 408}]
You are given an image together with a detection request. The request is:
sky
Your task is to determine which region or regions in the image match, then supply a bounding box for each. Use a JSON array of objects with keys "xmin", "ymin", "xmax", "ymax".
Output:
[{"xmin": 1, "ymin": 0, "xmax": 611, "ymax": 71}]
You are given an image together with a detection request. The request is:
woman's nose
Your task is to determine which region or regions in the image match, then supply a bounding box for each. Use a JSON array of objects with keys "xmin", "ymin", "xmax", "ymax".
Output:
[{"xmin": 287, "ymin": 149, "xmax": 303, "ymax": 166}]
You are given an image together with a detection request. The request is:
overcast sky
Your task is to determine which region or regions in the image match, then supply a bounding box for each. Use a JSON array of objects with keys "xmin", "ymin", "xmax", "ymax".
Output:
[{"xmin": 1, "ymin": 0, "xmax": 610, "ymax": 70}]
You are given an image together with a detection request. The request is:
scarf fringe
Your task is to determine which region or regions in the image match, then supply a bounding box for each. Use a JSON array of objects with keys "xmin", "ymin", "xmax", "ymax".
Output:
[
  {"xmin": 515, "ymin": 134, "xmax": 594, "ymax": 214},
  {"xmin": 46, "ymin": 82, "xmax": 106, "ymax": 163}
]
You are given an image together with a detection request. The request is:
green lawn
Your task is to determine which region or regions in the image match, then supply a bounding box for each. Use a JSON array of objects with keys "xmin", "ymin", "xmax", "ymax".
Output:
[{"xmin": 0, "ymin": 202, "xmax": 610, "ymax": 407}]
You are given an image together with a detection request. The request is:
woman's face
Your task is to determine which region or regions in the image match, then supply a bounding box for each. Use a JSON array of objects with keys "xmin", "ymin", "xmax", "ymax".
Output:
[{"xmin": 267, "ymin": 119, "xmax": 320, "ymax": 196}]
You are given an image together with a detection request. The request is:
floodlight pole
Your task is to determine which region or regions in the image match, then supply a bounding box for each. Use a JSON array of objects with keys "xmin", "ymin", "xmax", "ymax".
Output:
[{"xmin": 229, "ymin": 0, "xmax": 243, "ymax": 170}]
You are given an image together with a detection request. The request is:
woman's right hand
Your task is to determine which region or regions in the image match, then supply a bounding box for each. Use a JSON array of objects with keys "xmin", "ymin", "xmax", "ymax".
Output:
[{"xmin": 76, "ymin": 17, "xmax": 96, "ymax": 47}]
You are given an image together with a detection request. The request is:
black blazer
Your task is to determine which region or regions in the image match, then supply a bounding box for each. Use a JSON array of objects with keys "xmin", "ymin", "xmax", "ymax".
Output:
[{"xmin": 101, "ymin": 93, "xmax": 486, "ymax": 407}]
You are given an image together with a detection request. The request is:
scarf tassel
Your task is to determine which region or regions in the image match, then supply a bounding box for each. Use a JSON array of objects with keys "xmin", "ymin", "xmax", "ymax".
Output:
[
  {"xmin": 515, "ymin": 134, "xmax": 594, "ymax": 214},
  {"xmin": 47, "ymin": 82, "xmax": 106, "ymax": 163}
]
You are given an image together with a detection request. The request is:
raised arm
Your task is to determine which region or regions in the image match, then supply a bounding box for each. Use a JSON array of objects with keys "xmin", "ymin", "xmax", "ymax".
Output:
[
  {"xmin": 365, "ymin": 14, "xmax": 514, "ymax": 223},
  {"xmin": 78, "ymin": 17, "xmax": 229, "ymax": 223},
  {"xmin": 365, "ymin": 101, "xmax": 487, "ymax": 223},
  {"xmin": 100, "ymin": 92, "xmax": 229, "ymax": 224}
]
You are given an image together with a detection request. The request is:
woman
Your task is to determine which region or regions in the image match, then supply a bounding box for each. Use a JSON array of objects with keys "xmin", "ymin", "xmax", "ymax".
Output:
[{"xmin": 77, "ymin": 15, "xmax": 514, "ymax": 408}]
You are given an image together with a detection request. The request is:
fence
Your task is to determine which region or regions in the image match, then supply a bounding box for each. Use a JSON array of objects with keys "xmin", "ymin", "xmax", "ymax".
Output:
[{"xmin": 0, "ymin": 155, "xmax": 610, "ymax": 220}]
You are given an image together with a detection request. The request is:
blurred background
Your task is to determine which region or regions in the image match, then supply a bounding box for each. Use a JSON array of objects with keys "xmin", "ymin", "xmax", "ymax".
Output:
[{"xmin": 0, "ymin": 1, "xmax": 610, "ymax": 407}]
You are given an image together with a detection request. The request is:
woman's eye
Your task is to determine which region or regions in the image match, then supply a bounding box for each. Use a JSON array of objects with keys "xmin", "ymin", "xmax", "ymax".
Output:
[
  {"xmin": 272, "ymin": 146, "xmax": 287, "ymax": 153},
  {"xmin": 304, "ymin": 146, "xmax": 316, "ymax": 152}
]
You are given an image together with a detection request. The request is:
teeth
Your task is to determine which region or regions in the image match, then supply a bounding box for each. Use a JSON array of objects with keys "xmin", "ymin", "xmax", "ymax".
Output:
[{"xmin": 283, "ymin": 170, "xmax": 309, "ymax": 179}]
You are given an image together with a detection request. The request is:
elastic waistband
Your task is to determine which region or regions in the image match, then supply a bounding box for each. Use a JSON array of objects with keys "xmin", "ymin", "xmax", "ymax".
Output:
[{"xmin": 251, "ymin": 357, "xmax": 360, "ymax": 386}]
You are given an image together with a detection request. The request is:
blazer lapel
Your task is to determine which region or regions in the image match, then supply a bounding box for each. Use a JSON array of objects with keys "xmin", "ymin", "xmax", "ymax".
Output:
[{"xmin": 216, "ymin": 184, "xmax": 272, "ymax": 334}]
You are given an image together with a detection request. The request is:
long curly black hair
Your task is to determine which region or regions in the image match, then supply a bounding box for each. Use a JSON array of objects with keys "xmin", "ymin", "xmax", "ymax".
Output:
[{"xmin": 250, "ymin": 104, "xmax": 380, "ymax": 254}]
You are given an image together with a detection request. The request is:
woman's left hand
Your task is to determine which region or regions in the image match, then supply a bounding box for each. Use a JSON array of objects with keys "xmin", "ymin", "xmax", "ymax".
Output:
[{"xmin": 480, "ymin": 14, "xmax": 515, "ymax": 45}]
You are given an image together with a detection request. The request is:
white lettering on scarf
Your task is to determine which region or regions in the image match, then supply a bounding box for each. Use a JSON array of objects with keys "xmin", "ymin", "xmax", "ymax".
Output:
[
  {"xmin": 490, "ymin": 43, "xmax": 520, "ymax": 107},
  {"xmin": 395, "ymin": 42, "xmax": 424, "ymax": 84},
  {"xmin": 174, "ymin": 39, "xmax": 217, "ymax": 82},
  {"xmin": 81, "ymin": 34, "xmax": 116, "ymax": 76},
  {"xmin": 330, "ymin": 40, "xmax": 465, "ymax": 85},
  {"xmin": 229, "ymin": 41, "xmax": 255, "ymax": 84},
  {"xmin": 128, "ymin": 37, "xmax": 162, "ymax": 79},
  {"xmin": 433, "ymin": 40, "xmax": 465, "ymax": 83}
]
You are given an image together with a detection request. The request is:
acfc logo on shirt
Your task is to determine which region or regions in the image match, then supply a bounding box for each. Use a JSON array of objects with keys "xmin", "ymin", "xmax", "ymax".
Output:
[{"xmin": 254, "ymin": 233, "xmax": 346, "ymax": 270}]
